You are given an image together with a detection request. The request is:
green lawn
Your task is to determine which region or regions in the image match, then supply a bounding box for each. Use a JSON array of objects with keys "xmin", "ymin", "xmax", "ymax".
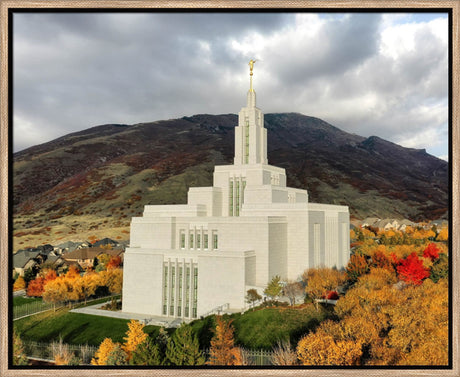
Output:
[
  {"xmin": 14, "ymin": 303, "xmax": 330, "ymax": 350},
  {"xmin": 14, "ymin": 308, "xmax": 158, "ymax": 346},
  {"xmin": 231, "ymin": 305, "xmax": 329, "ymax": 349},
  {"xmin": 190, "ymin": 304, "xmax": 330, "ymax": 350},
  {"xmin": 13, "ymin": 296, "xmax": 43, "ymax": 306}
]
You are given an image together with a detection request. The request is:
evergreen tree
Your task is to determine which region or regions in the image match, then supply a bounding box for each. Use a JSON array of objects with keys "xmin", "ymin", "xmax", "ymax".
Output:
[
  {"xmin": 106, "ymin": 343, "xmax": 128, "ymax": 365},
  {"xmin": 264, "ymin": 275, "xmax": 282, "ymax": 301},
  {"xmin": 165, "ymin": 323, "xmax": 205, "ymax": 366},
  {"xmin": 156, "ymin": 327, "xmax": 171, "ymax": 365},
  {"xmin": 130, "ymin": 337, "xmax": 162, "ymax": 365}
]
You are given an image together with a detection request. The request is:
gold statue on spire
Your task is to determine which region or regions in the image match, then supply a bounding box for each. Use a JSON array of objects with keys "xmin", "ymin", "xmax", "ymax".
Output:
[{"xmin": 248, "ymin": 59, "xmax": 257, "ymax": 76}]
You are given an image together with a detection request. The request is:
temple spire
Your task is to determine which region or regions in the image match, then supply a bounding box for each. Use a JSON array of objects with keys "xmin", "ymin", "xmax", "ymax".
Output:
[{"xmin": 248, "ymin": 59, "xmax": 256, "ymax": 92}]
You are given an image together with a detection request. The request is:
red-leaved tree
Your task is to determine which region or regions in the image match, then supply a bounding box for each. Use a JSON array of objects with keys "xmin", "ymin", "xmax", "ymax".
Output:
[
  {"xmin": 423, "ymin": 243, "xmax": 440, "ymax": 261},
  {"xmin": 397, "ymin": 252, "xmax": 430, "ymax": 285}
]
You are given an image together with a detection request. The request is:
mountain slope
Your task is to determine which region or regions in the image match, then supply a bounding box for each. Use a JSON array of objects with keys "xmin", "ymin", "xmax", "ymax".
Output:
[{"xmin": 12, "ymin": 113, "xmax": 448, "ymax": 250}]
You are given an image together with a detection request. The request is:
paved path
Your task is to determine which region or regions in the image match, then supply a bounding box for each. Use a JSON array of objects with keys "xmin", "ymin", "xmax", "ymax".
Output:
[{"xmin": 70, "ymin": 302, "xmax": 186, "ymax": 328}]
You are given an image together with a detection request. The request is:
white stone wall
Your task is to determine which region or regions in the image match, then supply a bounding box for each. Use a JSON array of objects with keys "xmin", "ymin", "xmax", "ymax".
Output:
[
  {"xmin": 130, "ymin": 217, "xmax": 176, "ymax": 249},
  {"xmin": 122, "ymin": 250, "xmax": 164, "ymax": 316},
  {"xmin": 187, "ymin": 187, "xmax": 222, "ymax": 216},
  {"xmin": 197, "ymin": 251, "xmax": 253, "ymax": 315}
]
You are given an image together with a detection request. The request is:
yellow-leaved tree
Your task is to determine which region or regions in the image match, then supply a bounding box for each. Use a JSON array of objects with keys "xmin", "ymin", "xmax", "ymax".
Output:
[
  {"xmin": 122, "ymin": 319, "xmax": 148, "ymax": 360},
  {"xmin": 91, "ymin": 338, "xmax": 117, "ymax": 365},
  {"xmin": 296, "ymin": 321, "xmax": 363, "ymax": 366},
  {"xmin": 13, "ymin": 276, "xmax": 26, "ymax": 291}
]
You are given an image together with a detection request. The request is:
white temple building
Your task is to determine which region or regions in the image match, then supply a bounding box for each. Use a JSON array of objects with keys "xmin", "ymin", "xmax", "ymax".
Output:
[{"xmin": 122, "ymin": 62, "xmax": 350, "ymax": 319}]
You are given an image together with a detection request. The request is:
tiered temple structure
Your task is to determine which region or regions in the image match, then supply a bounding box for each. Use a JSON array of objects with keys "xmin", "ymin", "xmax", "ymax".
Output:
[{"xmin": 122, "ymin": 61, "xmax": 350, "ymax": 319}]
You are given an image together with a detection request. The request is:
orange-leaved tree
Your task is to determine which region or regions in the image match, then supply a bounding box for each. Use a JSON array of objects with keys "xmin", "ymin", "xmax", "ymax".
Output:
[
  {"xmin": 346, "ymin": 254, "xmax": 369, "ymax": 282},
  {"xmin": 207, "ymin": 316, "xmax": 242, "ymax": 365},
  {"xmin": 107, "ymin": 256, "xmax": 122, "ymax": 270},
  {"xmin": 26, "ymin": 277, "xmax": 45, "ymax": 297}
]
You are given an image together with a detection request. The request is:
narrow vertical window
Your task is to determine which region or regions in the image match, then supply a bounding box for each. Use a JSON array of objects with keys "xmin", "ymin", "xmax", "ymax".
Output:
[
  {"xmin": 170, "ymin": 266, "xmax": 175, "ymax": 316},
  {"xmin": 185, "ymin": 266, "xmax": 190, "ymax": 317},
  {"xmin": 229, "ymin": 180, "xmax": 233, "ymax": 216},
  {"xmin": 163, "ymin": 265, "xmax": 168, "ymax": 315},
  {"xmin": 193, "ymin": 267, "xmax": 198, "ymax": 318},
  {"xmin": 178, "ymin": 266, "xmax": 183, "ymax": 317},
  {"xmin": 197, "ymin": 233, "xmax": 201, "ymax": 249},
  {"xmin": 213, "ymin": 232, "xmax": 218, "ymax": 250},
  {"xmin": 180, "ymin": 231, "xmax": 185, "ymax": 249},
  {"xmin": 189, "ymin": 233, "xmax": 194, "ymax": 249},
  {"xmin": 204, "ymin": 232, "xmax": 208, "ymax": 249},
  {"xmin": 242, "ymin": 179, "xmax": 246, "ymax": 209},
  {"xmin": 236, "ymin": 181, "xmax": 240, "ymax": 216}
]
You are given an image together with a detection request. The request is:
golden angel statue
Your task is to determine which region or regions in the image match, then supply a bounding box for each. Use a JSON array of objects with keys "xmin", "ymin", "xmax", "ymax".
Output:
[{"xmin": 249, "ymin": 59, "xmax": 257, "ymax": 75}]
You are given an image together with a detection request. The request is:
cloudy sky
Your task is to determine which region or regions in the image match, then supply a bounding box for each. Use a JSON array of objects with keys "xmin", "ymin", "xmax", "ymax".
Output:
[{"xmin": 13, "ymin": 11, "xmax": 449, "ymax": 160}]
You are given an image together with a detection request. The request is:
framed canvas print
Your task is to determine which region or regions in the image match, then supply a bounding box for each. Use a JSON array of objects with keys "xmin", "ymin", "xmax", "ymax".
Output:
[{"xmin": 1, "ymin": 1, "xmax": 458, "ymax": 376}]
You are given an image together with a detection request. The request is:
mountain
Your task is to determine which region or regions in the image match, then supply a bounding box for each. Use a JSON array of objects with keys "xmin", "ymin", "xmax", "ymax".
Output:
[{"xmin": 12, "ymin": 113, "xmax": 448, "ymax": 250}]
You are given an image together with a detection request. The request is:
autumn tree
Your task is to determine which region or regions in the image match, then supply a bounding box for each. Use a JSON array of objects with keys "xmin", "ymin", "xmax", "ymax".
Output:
[
  {"xmin": 42, "ymin": 277, "xmax": 67, "ymax": 311},
  {"xmin": 96, "ymin": 253, "xmax": 111, "ymax": 271},
  {"xmin": 264, "ymin": 275, "xmax": 282, "ymax": 301},
  {"xmin": 72, "ymin": 273, "xmax": 98, "ymax": 304},
  {"xmin": 91, "ymin": 338, "xmax": 117, "ymax": 365},
  {"xmin": 397, "ymin": 252, "xmax": 430, "ymax": 285},
  {"xmin": 44, "ymin": 269, "xmax": 58, "ymax": 283},
  {"xmin": 301, "ymin": 265, "xmax": 450, "ymax": 366},
  {"xmin": 13, "ymin": 330, "xmax": 28, "ymax": 366},
  {"xmin": 346, "ymin": 254, "xmax": 369, "ymax": 282},
  {"xmin": 107, "ymin": 255, "xmax": 122, "ymax": 270},
  {"xmin": 245, "ymin": 289, "xmax": 262, "ymax": 308},
  {"xmin": 207, "ymin": 316, "xmax": 242, "ymax": 365},
  {"xmin": 423, "ymin": 243, "xmax": 440, "ymax": 261},
  {"xmin": 123, "ymin": 319, "xmax": 148, "ymax": 360},
  {"xmin": 13, "ymin": 276, "xmax": 26, "ymax": 291},
  {"xmin": 371, "ymin": 250, "xmax": 395, "ymax": 272},
  {"xmin": 26, "ymin": 277, "xmax": 45, "ymax": 297},
  {"xmin": 296, "ymin": 323, "xmax": 363, "ymax": 366},
  {"xmin": 283, "ymin": 280, "xmax": 304, "ymax": 306},
  {"xmin": 99, "ymin": 268, "xmax": 123, "ymax": 294},
  {"xmin": 436, "ymin": 227, "xmax": 448, "ymax": 241},
  {"xmin": 66, "ymin": 264, "xmax": 81, "ymax": 279},
  {"xmin": 302, "ymin": 267, "xmax": 346, "ymax": 304},
  {"xmin": 165, "ymin": 323, "xmax": 205, "ymax": 366}
]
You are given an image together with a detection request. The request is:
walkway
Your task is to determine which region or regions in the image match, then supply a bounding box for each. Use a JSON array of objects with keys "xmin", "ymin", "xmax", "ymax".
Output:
[{"xmin": 70, "ymin": 302, "xmax": 186, "ymax": 328}]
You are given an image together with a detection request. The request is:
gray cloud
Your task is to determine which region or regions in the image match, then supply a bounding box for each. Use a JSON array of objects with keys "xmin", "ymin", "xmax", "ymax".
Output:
[{"xmin": 13, "ymin": 12, "xmax": 448, "ymax": 159}]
